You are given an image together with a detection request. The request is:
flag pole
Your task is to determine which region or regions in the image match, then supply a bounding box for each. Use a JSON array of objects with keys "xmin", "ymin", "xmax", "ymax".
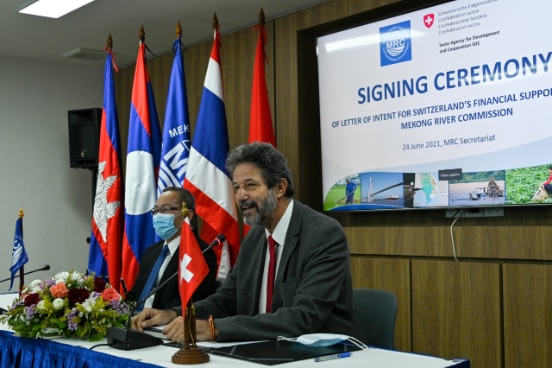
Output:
[
  {"xmin": 212, "ymin": 12, "xmax": 219, "ymax": 35},
  {"xmin": 18, "ymin": 209, "xmax": 24, "ymax": 295},
  {"xmin": 106, "ymin": 33, "xmax": 113, "ymax": 50},
  {"xmin": 176, "ymin": 20, "xmax": 182, "ymax": 39},
  {"xmin": 172, "ymin": 203, "xmax": 209, "ymax": 364},
  {"xmin": 259, "ymin": 7, "xmax": 265, "ymax": 26}
]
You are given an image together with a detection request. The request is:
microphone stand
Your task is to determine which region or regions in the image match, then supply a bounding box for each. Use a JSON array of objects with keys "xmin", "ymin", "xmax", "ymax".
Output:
[
  {"xmin": 0, "ymin": 264, "xmax": 51, "ymax": 283},
  {"xmin": 106, "ymin": 273, "xmax": 175, "ymax": 350},
  {"xmin": 106, "ymin": 233, "xmax": 225, "ymax": 351}
]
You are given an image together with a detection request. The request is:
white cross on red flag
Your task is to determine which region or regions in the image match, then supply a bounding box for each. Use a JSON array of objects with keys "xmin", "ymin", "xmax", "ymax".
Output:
[{"xmin": 179, "ymin": 218, "xmax": 209, "ymax": 307}]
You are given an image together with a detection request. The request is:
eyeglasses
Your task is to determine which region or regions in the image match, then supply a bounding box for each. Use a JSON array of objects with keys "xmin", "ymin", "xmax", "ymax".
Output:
[{"xmin": 150, "ymin": 206, "xmax": 182, "ymax": 215}]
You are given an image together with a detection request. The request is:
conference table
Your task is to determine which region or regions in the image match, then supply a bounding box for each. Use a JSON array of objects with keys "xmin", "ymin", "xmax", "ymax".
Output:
[{"xmin": 0, "ymin": 293, "xmax": 469, "ymax": 368}]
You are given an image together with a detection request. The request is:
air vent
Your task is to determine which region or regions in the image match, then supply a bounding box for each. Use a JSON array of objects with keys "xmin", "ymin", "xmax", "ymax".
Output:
[{"xmin": 62, "ymin": 48, "xmax": 106, "ymax": 61}]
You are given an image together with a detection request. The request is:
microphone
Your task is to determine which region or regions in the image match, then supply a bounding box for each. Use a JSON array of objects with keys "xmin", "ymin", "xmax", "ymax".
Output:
[
  {"xmin": 106, "ymin": 234, "xmax": 224, "ymax": 350},
  {"xmin": 203, "ymin": 234, "xmax": 225, "ymax": 255},
  {"xmin": 120, "ymin": 278, "xmax": 128, "ymax": 295},
  {"xmin": 0, "ymin": 264, "xmax": 50, "ymax": 283}
]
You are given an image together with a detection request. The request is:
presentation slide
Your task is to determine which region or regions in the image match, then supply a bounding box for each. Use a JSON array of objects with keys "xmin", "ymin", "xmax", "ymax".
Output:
[{"xmin": 317, "ymin": 0, "xmax": 552, "ymax": 211}]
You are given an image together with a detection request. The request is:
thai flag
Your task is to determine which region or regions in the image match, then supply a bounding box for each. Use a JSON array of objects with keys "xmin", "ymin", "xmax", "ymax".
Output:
[
  {"xmin": 88, "ymin": 50, "xmax": 124, "ymax": 291},
  {"xmin": 9, "ymin": 214, "xmax": 28, "ymax": 291},
  {"xmin": 122, "ymin": 40, "xmax": 162, "ymax": 290},
  {"xmin": 157, "ymin": 34, "xmax": 191, "ymax": 193},
  {"xmin": 184, "ymin": 25, "xmax": 240, "ymax": 279},
  {"xmin": 249, "ymin": 19, "xmax": 276, "ymax": 147}
]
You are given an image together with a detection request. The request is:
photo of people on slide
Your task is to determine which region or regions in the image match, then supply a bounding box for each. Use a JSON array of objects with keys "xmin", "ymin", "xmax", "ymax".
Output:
[
  {"xmin": 324, "ymin": 175, "xmax": 360, "ymax": 210},
  {"xmin": 324, "ymin": 164, "xmax": 552, "ymax": 211},
  {"xmin": 507, "ymin": 164, "xmax": 552, "ymax": 204},
  {"xmin": 448, "ymin": 171, "xmax": 506, "ymax": 207}
]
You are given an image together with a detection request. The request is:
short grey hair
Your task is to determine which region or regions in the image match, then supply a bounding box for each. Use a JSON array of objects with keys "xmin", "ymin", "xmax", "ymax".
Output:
[{"xmin": 225, "ymin": 142, "xmax": 295, "ymax": 197}]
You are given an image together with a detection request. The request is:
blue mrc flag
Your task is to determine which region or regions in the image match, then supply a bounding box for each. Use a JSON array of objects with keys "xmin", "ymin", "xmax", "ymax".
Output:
[
  {"xmin": 9, "ymin": 217, "xmax": 29, "ymax": 290},
  {"xmin": 380, "ymin": 20, "xmax": 412, "ymax": 67}
]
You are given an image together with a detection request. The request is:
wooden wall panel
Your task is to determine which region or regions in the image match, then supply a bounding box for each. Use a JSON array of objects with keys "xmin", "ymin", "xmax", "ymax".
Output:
[
  {"xmin": 182, "ymin": 41, "xmax": 212, "ymax": 130},
  {"xmin": 412, "ymin": 260, "xmax": 502, "ymax": 368},
  {"xmin": 350, "ymin": 256, "xmax": 411, "ymax": 351},
  {"xmin": 335, "ymin": 206, "xmax": 552, "ymax": 261},
  {"xmin": 503, "ymin": 264, "xmax": 552, "ymax": 368},
  {"xmin": 216, "ymin": 21, "xmax": 275, "ymax": 148}
]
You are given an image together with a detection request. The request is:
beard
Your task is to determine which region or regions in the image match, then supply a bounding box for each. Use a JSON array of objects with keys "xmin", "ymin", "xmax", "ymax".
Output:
[{"xmin": 241, "ymin": 190, "xmax": 278, "ymax": 227}]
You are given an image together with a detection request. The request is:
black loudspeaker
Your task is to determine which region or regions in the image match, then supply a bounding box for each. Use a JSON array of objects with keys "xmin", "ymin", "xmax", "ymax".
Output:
[{"xmin": 68, "ymin": 108, "xmax": 101, "ymax": 169}]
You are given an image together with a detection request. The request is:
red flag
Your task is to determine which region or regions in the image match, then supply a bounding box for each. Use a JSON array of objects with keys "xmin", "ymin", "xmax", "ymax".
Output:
[
  {"xmin": 248, "ymin": 14, "xmax": 275, "ymax": 146},
  {"xmin": 179, "ymin": 218, "xmax": 209, "ymax": 307},
  {"xmin": 88, "ymin": 49, "xmax": 124, "ymax": 291}
]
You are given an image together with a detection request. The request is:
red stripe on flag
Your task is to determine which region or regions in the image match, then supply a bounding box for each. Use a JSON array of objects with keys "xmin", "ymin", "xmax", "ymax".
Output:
[
  {"xmin": 184, "ymin": 181, "xmax": 240, "ymax": 267},
  {"xmin": 121, "ymin": 232, "xmax": 140, "ymax": 290}
]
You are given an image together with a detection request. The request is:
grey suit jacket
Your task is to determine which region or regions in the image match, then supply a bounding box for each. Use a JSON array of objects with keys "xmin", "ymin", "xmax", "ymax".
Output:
[{"xmin": 194, "ymin": 200, "xmax": 366, "ymax": 342}]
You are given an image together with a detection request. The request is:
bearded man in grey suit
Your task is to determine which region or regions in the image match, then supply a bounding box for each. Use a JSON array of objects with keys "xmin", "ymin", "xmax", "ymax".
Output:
[{"xmin": 132, "ymin": 142, "xmax": 366, "ymax": 344}]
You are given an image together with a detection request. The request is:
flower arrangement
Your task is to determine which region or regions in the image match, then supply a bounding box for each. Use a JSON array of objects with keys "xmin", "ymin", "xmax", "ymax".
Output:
[{"xmin": 0, "ymin": 271, "xmax": 132, "ymax": 341}]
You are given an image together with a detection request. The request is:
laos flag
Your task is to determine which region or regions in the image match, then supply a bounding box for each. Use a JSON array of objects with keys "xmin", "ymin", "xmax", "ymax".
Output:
[{"xmin": 122, "ymin": 38, "xmax": 161, "ymax": 291}]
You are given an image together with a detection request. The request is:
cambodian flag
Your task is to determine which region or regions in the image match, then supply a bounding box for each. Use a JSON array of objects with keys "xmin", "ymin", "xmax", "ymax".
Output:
[
  {"xmin": 122, "ymin": 39, "xmax": 162, "ymax": 290},
  {"xmin": 184, "ymin": 23, "xmax": 240, "ymax": 279},
  {"xmin": 157, "ymin": 32, "xmax": 191, "ymax": 194},
  {"xmin": 88, "ymin": 50, "xmax": 124, "ymax": 291}
]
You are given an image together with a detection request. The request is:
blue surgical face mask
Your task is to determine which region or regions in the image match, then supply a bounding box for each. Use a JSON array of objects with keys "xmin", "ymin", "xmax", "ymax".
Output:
[{"xmin": 152, "ymin": 213, "xmax": 180, "ymax": 240}]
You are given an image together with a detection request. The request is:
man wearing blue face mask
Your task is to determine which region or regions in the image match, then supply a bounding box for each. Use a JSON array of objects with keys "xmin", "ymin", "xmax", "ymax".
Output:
[{"xmin": 125, "ymin": 187, "xmax": 218, "ymax": 310}]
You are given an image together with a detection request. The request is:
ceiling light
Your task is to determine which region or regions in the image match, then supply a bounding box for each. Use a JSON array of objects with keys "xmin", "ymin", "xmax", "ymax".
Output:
[{"xmin": 17, "ymin": 0, "xmax": 94, "ymax": 19}]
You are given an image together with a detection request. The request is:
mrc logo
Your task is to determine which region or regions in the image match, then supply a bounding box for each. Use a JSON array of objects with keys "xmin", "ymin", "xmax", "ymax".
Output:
[{"xmin": 379, "ymin": 20, "xmax": 412, "ymax": 67}]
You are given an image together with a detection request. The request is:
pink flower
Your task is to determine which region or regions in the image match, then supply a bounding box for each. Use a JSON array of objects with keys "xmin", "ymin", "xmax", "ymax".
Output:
[
  {"xmin": 101, "ymin": 287, "xmax": 121, "ymax": 302},
  {"xmin": 50, "ymin": 283, "xmax": 69, "ymax": 298}
]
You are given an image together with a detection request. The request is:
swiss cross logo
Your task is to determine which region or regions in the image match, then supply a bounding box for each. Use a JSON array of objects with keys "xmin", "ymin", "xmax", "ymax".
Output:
[{"xmin": 424, "ymin": 14, "xmax": 434, "ymax": 28}]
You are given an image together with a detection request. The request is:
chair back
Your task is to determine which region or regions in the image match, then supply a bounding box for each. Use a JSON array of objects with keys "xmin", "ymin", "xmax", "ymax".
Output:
[{"xmin": 352, "ymin": 288, "xmax": 398, "ymax": 349}]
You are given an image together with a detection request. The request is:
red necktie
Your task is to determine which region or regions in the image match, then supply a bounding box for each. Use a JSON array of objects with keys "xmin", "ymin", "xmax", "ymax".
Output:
[{"xmin": 266, "ymin": 235, "xmax": 277, "ymax": 313}]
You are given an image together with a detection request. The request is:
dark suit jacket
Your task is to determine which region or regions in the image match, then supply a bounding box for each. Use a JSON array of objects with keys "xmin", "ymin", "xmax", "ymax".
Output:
[
  {"xmin": 126, "ymin": 234, "xmax": 218, "ymax": 309},
  {"xmin": 193, "ymin": 200, "xmax": 367, "ymax": 343}
]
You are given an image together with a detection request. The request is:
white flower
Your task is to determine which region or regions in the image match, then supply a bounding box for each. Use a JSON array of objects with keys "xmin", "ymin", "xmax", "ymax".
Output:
[
  {"xmin": 71, "ymin": 271, "xmax": 85, "ymax": 286},
  {"xmin": 25, "ymin": 279, "xmax": 44, "ymax": 293},
  {"xmin": 81, "ymin": 297, "xmax": 96, "ymax": 313},
  {"xmin": 54, "ymin": 271, "xmax": 70, "ymax": 283},
  {"xmin": 52, "ymin": 298, "xmax": 65, "ymax": 311},
  {"xmin": 36, "ymin": 300, "xmax": 46, "ymax": 311}
]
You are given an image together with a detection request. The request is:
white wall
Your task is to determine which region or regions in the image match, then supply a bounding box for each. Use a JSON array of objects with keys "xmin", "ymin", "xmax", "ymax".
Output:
[{"xmin": 0, "ymin": 56, "xmax": 103, "ymax": 291}]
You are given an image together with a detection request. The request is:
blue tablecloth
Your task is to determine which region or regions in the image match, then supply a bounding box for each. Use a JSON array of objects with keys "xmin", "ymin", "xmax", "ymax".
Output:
[{"xmin": 0, "ymin": 330, "xmax": 163, "ymax": 368}]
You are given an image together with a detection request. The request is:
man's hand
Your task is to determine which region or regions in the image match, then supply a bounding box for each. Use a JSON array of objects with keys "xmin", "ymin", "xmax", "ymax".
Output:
[
  {"xmin": 162, "ymin": 317, "xmax": 218, "ymax": 343},
  {"xmin": 162, "ymin": 316, "xmax": 185, "ymax": 343},
  {"xmin": 130, "ymin": 308, "xmax": 178, "ymax": 332}
]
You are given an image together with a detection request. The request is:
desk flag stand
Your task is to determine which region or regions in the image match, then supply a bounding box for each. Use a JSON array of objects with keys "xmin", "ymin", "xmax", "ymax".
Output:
[
  {"xmin": 170, "ymin": 181, "xmax": 209, "ymax": 364},
  {"xmin": 171, "ymin": 303, "xmax": 209, "ymax": 364},
  {"xmin": 17, "ymin": 209, "xmax": 25, "ymax": 296}
]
